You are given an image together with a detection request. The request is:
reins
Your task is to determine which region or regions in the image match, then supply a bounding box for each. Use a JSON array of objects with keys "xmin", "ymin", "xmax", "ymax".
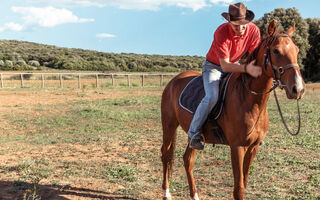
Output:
[
  {"xmin": 273, "ymin": 89, "xmax": 301, "ymax": 136},
  {"xmin": 243, "ymin": 33, "xmax": 301, "ymax": 136}
]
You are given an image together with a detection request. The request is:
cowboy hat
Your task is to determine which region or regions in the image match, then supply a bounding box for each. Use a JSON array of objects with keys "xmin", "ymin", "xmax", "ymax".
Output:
[{"xmin": 221, "ymin": 2, "xmax": 255, "ymax": 25}]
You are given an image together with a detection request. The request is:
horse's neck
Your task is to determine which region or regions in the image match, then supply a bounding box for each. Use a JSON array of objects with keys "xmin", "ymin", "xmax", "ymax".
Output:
[{"xmin": 241, "ymin": 51, "xmax": 274, "ymax": 110}]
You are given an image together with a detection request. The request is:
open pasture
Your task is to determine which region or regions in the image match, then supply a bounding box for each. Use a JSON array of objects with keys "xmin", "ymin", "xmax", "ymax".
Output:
[{"xmin": 0, "ymin": 84, "xmax": 319, "ymax": 199}]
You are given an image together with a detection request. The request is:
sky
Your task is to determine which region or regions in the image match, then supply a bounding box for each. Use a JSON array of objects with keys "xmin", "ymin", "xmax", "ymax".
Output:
[{"xmin": 0, "ymin": 0, "xmax": 319, "ymax": 57}]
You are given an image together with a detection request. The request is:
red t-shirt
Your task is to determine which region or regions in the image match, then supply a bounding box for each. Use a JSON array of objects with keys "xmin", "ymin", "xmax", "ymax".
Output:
[{"xmin": 206, "ymin": 22, "xmax": 261, "ymax": 65}]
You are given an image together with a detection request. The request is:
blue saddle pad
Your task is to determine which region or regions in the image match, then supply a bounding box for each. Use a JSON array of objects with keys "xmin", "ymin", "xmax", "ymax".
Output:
[{"xmin": 179, "ymin": 73, "xmax": 232, "ymax": 120}]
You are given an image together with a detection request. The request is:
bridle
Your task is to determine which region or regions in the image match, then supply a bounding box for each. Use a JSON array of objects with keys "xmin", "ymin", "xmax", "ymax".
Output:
[
  {"xmin": 263, "ymin": 34, "xmax": 300, "ymax": 90},
  {"xmin": 243, "ymin": 33, "xmax": 299, "ymax": 95},
  {"xmin": 243, "ymin": 33, "xmax": 301, "ymax": 136}
]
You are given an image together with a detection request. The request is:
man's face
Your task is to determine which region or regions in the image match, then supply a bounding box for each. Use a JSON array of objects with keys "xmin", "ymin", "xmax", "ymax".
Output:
[{"xmin": 229, "ymin": 23, "xmax": 247, "ymax": 36}]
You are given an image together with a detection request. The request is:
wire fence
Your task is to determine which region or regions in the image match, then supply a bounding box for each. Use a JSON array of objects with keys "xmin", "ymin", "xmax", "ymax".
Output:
[{"xmin": 0, "ymin": 72, "xmax": 179, "ymax": 89}]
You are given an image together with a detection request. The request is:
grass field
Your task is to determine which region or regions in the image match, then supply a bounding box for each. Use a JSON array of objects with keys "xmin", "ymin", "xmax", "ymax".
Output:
[{"xmin": 0, "ymin": 84, "xmax": 319, "ymax": 199}]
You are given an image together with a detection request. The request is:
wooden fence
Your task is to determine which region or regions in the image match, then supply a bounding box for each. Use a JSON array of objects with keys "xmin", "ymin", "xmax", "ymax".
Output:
[{"xmin": 0, "ymin": 72, "xmax": 178, "ymax": 89}]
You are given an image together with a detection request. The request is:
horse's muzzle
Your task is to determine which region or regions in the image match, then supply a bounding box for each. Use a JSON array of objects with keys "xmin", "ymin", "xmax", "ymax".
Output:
[{"xmin": 286, "ymin": 80, "xmax": 305, "ymax": 100}]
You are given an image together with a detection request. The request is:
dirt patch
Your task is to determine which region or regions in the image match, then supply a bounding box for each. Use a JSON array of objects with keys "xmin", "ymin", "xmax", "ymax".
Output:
[
  {"xmin": 306, "ymin": 82, "xmax": 320, "ymax": 90},
  {"xmin": 0, "ymin": 89, "xmax": 161, "ymax": 107}
]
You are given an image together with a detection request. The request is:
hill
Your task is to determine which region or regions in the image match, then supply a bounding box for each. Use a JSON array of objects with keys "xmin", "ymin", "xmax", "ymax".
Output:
[{"xmin": 0, "ymin": 40, "xmax": 204, "ymax": 72}]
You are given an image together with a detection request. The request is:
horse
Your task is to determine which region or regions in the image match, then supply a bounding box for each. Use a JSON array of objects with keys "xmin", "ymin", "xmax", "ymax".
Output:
[{"xmin": 160, "ymin": 20, "xmax": 305, "ymax": 200}]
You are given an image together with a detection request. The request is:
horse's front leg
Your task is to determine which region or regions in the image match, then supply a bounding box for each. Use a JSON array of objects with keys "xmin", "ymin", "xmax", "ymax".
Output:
[
  {"xmin": 230, "ymin": 146, "xmax": 246, "ymax": 200},
  {"xmin": 183, "ymin": 145, "xmax": 200, "ymax": 200},
  {"xmin": 243, "ymin": 144, "xmax": 259, "ymax": 188}
]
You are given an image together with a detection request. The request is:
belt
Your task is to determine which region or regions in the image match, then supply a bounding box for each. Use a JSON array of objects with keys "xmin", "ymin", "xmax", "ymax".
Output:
[{"xmin": 206, "ymin": 59, "xmax": 220, "ymax": 66}]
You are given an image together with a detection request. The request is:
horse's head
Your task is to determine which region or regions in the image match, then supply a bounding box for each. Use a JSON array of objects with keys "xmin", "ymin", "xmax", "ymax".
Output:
[{"xmin": 264, "ymin": 20, "xmax": 305, "ymax": 99}]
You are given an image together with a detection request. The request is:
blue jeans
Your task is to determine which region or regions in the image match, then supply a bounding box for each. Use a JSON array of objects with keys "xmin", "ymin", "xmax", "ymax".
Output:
[{"xmin": 188, "ymin": 60, "xmax": 225, "ymax": 139}]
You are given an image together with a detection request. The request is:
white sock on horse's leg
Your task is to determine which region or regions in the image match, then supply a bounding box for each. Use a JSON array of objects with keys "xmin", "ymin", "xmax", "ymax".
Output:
[
  {"xmin": 192, "ymin": 193, "xmax": 200, "ymax": 200},
  {"xmin": 163, "ymin": 189, "xmax": 171, "ymax": 199}
]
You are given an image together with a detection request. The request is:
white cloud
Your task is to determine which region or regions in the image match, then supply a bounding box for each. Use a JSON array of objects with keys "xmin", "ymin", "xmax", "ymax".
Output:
[
  {"xmin": 96, "ymin": 33, "xmax": 116, "ymax": 38},
  {"xmin": 209, "ymin": 0, "xmax": 235, "ymax": 5},
  {"xmin": 23, "ymin": 0, "xmax": 236, "ymax": 11},
  {"xmin": 0, "ymin": 6, "xmax": 94, "ymax": 32},
  {"xmin": 27, "ymin": 0, "xmax": 105, "ymax": 7},
  {"xmin": 107, "ymin": 0, "xmax": 209, "ymax": 11},
  {"xmin": 0, "ymin": 22, "xmax": 24, "ymax": 32},
  {"xmin": 11, "ymin": 6, "xmax": 94, "ymax": 28}
]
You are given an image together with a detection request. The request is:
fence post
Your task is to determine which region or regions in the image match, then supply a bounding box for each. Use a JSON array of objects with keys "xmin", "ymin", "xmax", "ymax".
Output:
[
  {"xmin": 0, "ymin": 73, "xmax": 3, "ymax": 88},
  {"xmin": 111, "ymin": 74, "xmax": 114, "ymax": 86},
  {"xmin": 78, "ymin": 74, "xmax": 81, "ymax": 89},
  {"xmin": 141, "ymin": 75, "xmax": 145, "ymax": 87},
  {"xmin": 160, "ymin": 74, "xmax": 163, "ymax": 86},
  {"xmin": 59, "ymin": 74, "xmax": 63, "ymax": 88},
  {"xmin": 127, "ymin": 75, "xmax": 130, "ymax": 87},
  {"xmin": 20, "ymin": 74, "xmax": 24, "ymax": 88},
  {"xmin": 96, "ymin": 74, "xmax": 99, "ymax": 88},
  {"xmin": 41, "ymin": 74, "xmax": 45, "ymax": 88}
]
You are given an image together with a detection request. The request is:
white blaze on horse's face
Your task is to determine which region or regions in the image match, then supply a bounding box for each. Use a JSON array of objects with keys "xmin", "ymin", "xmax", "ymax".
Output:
[
  {"xmin": 272, "ymin": 37, "xmax": 305, "ymax": 99},
  {"xmin": 288, "ymin": 67, "xmax": 305, "ymax": 99},
  {"xmin": 295, "ymin": 70, "xmax": 304, "ymax": 96}
]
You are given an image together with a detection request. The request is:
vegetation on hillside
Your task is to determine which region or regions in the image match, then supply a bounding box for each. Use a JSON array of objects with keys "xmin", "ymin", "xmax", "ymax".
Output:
[{"xmin": 0, "ymin": 40, "xmax": 203, "ymax": 72}]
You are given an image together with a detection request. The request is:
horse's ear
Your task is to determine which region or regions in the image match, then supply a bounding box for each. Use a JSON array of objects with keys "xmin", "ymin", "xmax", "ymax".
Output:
[
  {"xmin": 286, "ymin": 22, "xmax": 295, "ymax": 37},
  {"xmin": 267, "ymin": 20, "xmax": 277, "ymax": 36}
]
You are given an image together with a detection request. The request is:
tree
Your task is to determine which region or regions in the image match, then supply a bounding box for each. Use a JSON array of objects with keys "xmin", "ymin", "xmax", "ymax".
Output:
[
  {"xmin": 254, "ymin": 8, "xmax": 310, "ymax": 71},
  {"xmin": 304, "ymin": 18, "xmax": 320, "ymax": 81}
]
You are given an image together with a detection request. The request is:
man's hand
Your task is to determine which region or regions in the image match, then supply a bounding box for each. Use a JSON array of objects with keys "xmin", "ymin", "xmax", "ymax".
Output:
[{"xmin": 245, "ymin": 60, "xmax": 262, "ymax": 78}]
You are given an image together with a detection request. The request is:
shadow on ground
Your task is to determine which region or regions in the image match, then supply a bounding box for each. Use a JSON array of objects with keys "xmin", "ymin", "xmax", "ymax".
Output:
[{"xmin": 0, "ymin": 181, "xmax": 136, "ymax": 200}]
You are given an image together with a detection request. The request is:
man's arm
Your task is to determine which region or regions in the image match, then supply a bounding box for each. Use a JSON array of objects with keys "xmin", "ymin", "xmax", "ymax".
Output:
[{"xmin": 219, "ymin": 58, "xmax": 262, "ymax": 78}]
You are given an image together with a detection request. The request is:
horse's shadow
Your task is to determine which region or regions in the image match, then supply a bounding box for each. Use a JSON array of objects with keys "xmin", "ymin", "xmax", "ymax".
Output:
[{"xmin": 0, "ymin": 181, "xmax": 136, "ymax": 200}]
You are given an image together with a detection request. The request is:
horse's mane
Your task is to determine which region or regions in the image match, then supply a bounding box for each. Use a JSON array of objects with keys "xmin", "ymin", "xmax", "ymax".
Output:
[{"xmin": 245, "ymin": 30, "xmax": 288, "ymax": 64}]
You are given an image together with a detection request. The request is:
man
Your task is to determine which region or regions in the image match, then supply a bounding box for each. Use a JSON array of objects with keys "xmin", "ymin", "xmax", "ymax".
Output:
[{"xmin": 188, "ymin": 2, "xmax": 262, "ymax": 150}]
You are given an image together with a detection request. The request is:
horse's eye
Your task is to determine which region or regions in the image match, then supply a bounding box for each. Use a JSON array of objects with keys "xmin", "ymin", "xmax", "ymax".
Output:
[{"xmin": 273, "ymin": 49, "xmax": 280, "ymax": 55}]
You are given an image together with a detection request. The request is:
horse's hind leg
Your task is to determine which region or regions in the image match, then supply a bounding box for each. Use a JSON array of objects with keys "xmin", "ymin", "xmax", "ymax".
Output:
[
  {"xmin": 161, "ymin": 112, "xmax": 179, "ymax": 200},
  {"xmin": 183, "ymin": 146, "xmax": 200, "ymax": 200}
]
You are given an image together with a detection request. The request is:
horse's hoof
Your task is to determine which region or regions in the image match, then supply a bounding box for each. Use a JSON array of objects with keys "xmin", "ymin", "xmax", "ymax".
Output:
[{"xmin": 163, "ymin": 197, "xmax": 172, "ymax": 200}]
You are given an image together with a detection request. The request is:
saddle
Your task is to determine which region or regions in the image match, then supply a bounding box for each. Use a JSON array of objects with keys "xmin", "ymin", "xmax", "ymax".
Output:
[{"xmin": 179, "ymin": 73, "xmax": 233, "ymax": 145}]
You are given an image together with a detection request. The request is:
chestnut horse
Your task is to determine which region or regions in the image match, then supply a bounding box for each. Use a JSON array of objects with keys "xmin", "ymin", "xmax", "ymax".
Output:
[{"xmin": 161, "ymin": 21, "xmax": 305, "ymax": 200}]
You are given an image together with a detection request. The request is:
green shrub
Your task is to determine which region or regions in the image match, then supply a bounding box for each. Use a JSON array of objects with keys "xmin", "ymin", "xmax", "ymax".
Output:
[
  {"xmin": 5, "ymin": 60, "xmax": 13, "ymax": 67},
  {"xmin": 16, "ymin": 59, "xmax": 27, "ymax": 66},
  {"xmin": 28, "ymin": 60, "xmax": 40, "ymax": 67}
]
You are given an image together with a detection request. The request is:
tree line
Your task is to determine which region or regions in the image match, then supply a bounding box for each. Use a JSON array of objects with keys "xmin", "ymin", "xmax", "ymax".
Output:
[
  {"xmin": 0, "ymin": 40, "xmax": 204, "ymax": 73},
  {"xmin": 0, "ymin": 7, "xmax": 319, "ymax": 82},
  {"xmin": 255, "ymin": 7, "xmax": 320, "ymax": 82}
]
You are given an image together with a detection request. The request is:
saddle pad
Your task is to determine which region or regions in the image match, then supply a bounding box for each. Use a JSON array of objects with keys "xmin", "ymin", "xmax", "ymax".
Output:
[{"xmin": 179, "ymin": 73, "xmax": 232, "ymax": 120}]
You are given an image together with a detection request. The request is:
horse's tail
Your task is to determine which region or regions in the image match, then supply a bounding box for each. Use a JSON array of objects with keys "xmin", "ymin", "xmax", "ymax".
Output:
[
  {"xmin": 161, "ymin": 131, "xmax": 177, "ymax": 176},
  {"xmin": 161, "ymin": 80, "xmax": 179, "ymax": 177}
]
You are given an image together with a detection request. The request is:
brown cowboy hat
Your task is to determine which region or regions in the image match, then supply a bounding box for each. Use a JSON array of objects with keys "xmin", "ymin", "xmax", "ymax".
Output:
[{"xmin": 221, "ymin": 2, "xmax": 255, "ymax": 25}]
